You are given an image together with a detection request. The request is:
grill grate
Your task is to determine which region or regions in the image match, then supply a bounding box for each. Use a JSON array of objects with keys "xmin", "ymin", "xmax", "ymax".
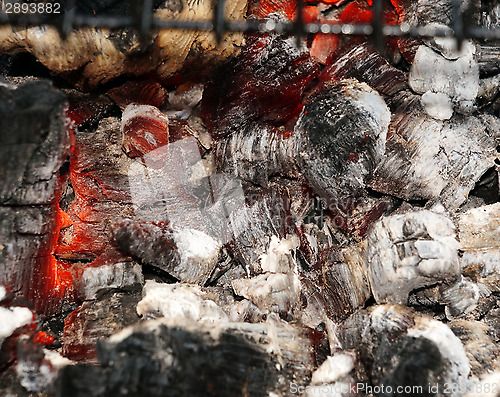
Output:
[{"xmin": 1, "ymin": 0, "xmax": 499, "ymax": 48}]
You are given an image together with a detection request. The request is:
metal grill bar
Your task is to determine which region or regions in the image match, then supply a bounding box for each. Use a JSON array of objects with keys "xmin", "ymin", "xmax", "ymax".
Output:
[{"xmin": 0, "ymin": 0, "xmax": 499, "ymax": 42}]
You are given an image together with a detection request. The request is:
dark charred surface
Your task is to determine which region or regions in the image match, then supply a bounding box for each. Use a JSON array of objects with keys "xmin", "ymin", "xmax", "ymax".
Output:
[
  {"xmin": 0, "ymin": 81, "xmax": 71, "ymax": 316},
  {"xmin": 201, "ymin": 24, "xmax": 320, "ymax": 139},
  {"xmin": 56, "ymin": 318, "xmax": 314, "ymax": 397},
  {"xmin": 321, "ymin": 43, "xmax": 408, "ymax": 97},
  {"xmin": 227, "ymin": 187, "xmax": 291, "ymax": 275},
  {"xmin": 295, "ymin": 80, "xmax": 388, "ymax": 214},
  {"xmin": 61, "ymin": 286, "xmax": 142, "ymax": 363}
]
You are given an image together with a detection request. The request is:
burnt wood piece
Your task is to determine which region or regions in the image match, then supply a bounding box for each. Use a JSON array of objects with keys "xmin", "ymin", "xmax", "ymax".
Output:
[
  {"xmin": 459, "ymin": 203, "xmax": 500, "ymax": 292},
  {"xmin": 226, "ymin": 188, "xmax": 291, "ymax": 275},
  {"xmin": 321, "ymin": 42, "xmax": 408, "ymax": 97},
  {"xmin": 112, "ymin": 219, "xmax": 222, "ymax": 285},
  {"xmin": 56, "ymin": 117, "xmax": 135, "ymax": 260},
  {"xmin": 215, "ymin": 122, "xmax": 298, "ymax": 188},
  {"xmin": 294, "ymin": 79, "xmax": 390, "ymax": 214},
  {"xmin": 201, "ymin": 19, "xmax": 320, "ymax": 139},
  {"xmin": 56, "ymin": 317, "xmax": 317, "ymax": 397},
  {"xmin": 337, "ymin": 304, "xmax": 470, "ymax": 397},
  {"xmin": 61, "ymin": 287, "xmax": 142, "ymax": 363},
  {"xmin": 0, "ymin": 0, "xmax": 248, "ymax": 87},
  {"xmin": 0, "ymin": 80, "xmax": 71, "ymax": 315},
  {"xmin": 367, "ymin": 209, "xmax": 461, "ymax": 305},
  {"xmin": 299, "ymin": 243, "xmax": 371, "ymax": 327},
  {"xmin": 369, "ymin": 91, "xmax": 497, "ymax": 209}
]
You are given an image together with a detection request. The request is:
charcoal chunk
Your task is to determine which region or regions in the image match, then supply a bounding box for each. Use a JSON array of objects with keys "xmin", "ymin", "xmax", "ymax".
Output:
[
  {"xmin": 0, "ymin": 81, "xmax": 71, "ymax": 315},
  {"xmin": 56, "ymin": 317, "xmax": 316, "ymax": 396}
]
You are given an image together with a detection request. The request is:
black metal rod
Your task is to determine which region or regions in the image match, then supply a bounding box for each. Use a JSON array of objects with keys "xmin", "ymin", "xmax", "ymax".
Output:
[
  {"xmin": 61, "ymin": 0, "xmax": 75, "ymax": 38},
  {"xmin": 372, "ymin": 0, "xmax": 386, "ymax": 52},
  {"xmin": 0, "ymin": 11, "xmax": 499, "ymax": 40},
  {"xmin": 140, "ymin": 0, "xmax": 154, "ymax": 38},
  {"xmin": 451, "ymin": 0, "xmax": 464, "ymax": 49},
  {"xmin": 214, "ymin": 0, "xmax": 227, "ymax": 42},
  {"xmin": 295, "ymin": 0, "xmax": 304, "ymax": 46}
]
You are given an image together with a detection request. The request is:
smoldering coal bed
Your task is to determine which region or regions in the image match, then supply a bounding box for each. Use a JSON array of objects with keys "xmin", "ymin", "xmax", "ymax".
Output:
[{"xmin": 0, "ymin": 0, "xmax": 500, "ymax": 396}]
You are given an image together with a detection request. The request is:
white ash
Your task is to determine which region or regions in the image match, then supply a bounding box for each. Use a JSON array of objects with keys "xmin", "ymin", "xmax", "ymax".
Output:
[
  {"xmin": 465, "ymin": 372, "xmax": 500, "ymax": 397},
  {"xmin": 171, "ymin": 227, "xmax": 222, "ymax": 276},
  {"xmin": 121, "ymin": 104, "xmax": 169, "ymax": 132},
  {"xmin": 310, "ymin": 353, "xmax": 356, "ymax": 386},
  {"xmin": 306, "ymin": 353, "xmax": 356, "ymax": 397},
  {"xmin": 351, "ymin": 87, "xmax": 391, "ymax": 143},
  {"xmin": 441, "ymin": 277, "xmax": 480, "ymax": 319},
  {"xmin": 228, "ymin": 299, "xmax": 266, "ymax": 323},
  {"xmin": 259, "ymin": 235, "xmax": 300, "ymax": 273},
  {"xmin": 367, "ymin": 210, "xmax": 461, "ymax": 304},
  {"xmin": 421, "ymin": 91, "xmax": 454, "ymax": 120},
  {"xmin": 77, "ymin": 261, "xmax": 144, "ymax": 300},
  {"xmin": 136, "ymin": 280, "xmax": 229, "ymax": 323},
  {"xmin": 232, "ymin": 273, "xmax": 300, "ymax": 316},
  {"xmin": 459, "ymin": 203, "xmax": 500, "ymax": 292},
  {"xmin": 459, "ymin": 203, "xmax": 500, "ymax": 250},
  {"xmin": 370, "ymin": 102, "xmax": 496, "ymax": 209},
  {"xmin": 0, "ymin": 305, "xmax": 32, "ymax": 346},
  {"xmin": 231, "ymin": 235, "xmax": 301, "ymax": 316},
  {"xmin": 16, "ymin": 338, "xmax": 76, "ymax": 393},
  {"xmin": 17, "ymin": 349, "xmax": 74, "ymax": 393},
  {"xmin": 167, "ymin": 84, "xmax": 204, "ymax": 113},
  {"xmin": 424, "ymin": 25, "xmax": 476, "ymax": 60},
  {"xmin": 409, "ymin": 44, "xmax": 479, "ymax": 110},
  {"xmin": 43, "ymin": 349, "xmax": 74, "ymax": 369}
]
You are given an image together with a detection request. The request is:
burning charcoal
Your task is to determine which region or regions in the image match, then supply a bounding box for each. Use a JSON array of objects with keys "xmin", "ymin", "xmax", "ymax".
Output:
[
  {"xmin": 201, "ymin": 17, "xmax": 320, "ymax": 138},
  {"xmin": 56, "ymin": 117, "xmax": 135, "ymax": 260},
  {"xmin": 369, "ymin": 92, "xmax": 497, "ymax": 208},
  {"xmin": 459, "ymin": 203, "xmax": 500, "ymax": 292},
  {"xmin": 300, "ymin": 242, "xmax": 371, "ymax": 326},
  {"xmin": 367, "ymin": 210, "xmax": 461, "ymax": 305},
  {"xmin": 305, "ymin": 352, "xmax": 356, "ymax": 397},
  {"xmin": 0, "ymin": 81, "xmax": 72, "ymax": 315},
  {"xmin": 320, "ymin": 43, "xmax": 408, "ymax": 96},
  {"xmin": 61, "ymin": 287, "xmax": 142, "ymax": 362},
  {"xmin": 231, "ymin": 234, "xmax": 301, "ymax": 318},
  {"xmin": 107, "ymin": 79, "xmax": 168, "ymax": 109},
  {"xmin": 215, "ymin": 122, "xmax": 298, "ymax": 187},
  {"xmin": 120, "ymin": 104, "xmax": 170, "ymax": 161},
  {"xmin": 448, "ymin": 319, "xmax": 500, "ymax": 378},
  {"xmin": 136, "ymin": 280, "xmax": 229, "ymax": 322},
  {"xmin": 294, "ymin": 79, "xmax": 390, "ymax": 212},
  {"xmin": 66, "ymin": 89, "xmax": 113, "ymax": 128},
  {"xmin": 56, "ymin": 315, "xmax": 317, "ymax": 396},
  {"xmin": 227, "ymin": 188, "xmax": 291, "ymax": 275},
  {"xmin": 337, "ymin": 304, "xmax": 470, "ymax": 396},
  {"xmin": 112, "ymin": 220, "xmax": 222, "ymax": 285},
  {"xmin": 74, "ymin": 251, "xmax": 144, "ymax": 300},
  {"xmin": 0, "ymin": 0, "xmax": 248, "ymax": 86},
  {"xmin": 409, "ymin": 42, "xmax": 479, "ymax": 115}
]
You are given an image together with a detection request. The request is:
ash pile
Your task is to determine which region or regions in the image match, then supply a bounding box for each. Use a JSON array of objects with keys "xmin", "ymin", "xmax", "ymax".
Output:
[{"xmin": 0, "ymin": 0, "xmax": 500, "ymax": 396}]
